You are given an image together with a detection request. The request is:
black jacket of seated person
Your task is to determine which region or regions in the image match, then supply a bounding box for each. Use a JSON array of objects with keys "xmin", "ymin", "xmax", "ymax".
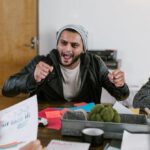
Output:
[
  {"xmin": 2, "ymin": 49, "xmax": 129, "ymax": 103},
  {"xmin": 133, "ymin": 78, "xmax": 150, "ymax": 109}
]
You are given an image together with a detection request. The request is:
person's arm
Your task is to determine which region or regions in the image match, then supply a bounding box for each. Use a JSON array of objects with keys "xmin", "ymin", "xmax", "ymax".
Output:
[
  {"xmin": 103, "ymin": 72, "xmax": 129, "ymax": 101},
  {"xmin": 2, "ymin": 56, "xmax": 42, "ymax": 97},
  {"xmin": 133, "ymin": 79, "xmax": 150, "ymax": 109},
  {"xmin": 19, "ymin": 140, "xmax": 45, "ymax": 150},
  {"xmin": 99, "ymin": 58, "xmax": 129, "ymax": 101}
]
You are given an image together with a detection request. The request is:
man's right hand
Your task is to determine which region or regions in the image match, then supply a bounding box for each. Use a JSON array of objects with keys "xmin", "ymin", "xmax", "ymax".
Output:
[{"xmin": 34, "ymin": 61, "xmax": 53, "ymax": 82}]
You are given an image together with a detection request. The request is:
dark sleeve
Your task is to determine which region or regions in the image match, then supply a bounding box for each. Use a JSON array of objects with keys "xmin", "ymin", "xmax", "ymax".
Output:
[
  {"xmin": 133, "ymin": 79, "xmax": 150, "ymax": 109},
  {"xmin": 2, "ymin": 56, "xmax": 44, "ymax": 97},
  {"xmin": 99, "ymin": 57, "xmax": 129, "ymax": 101}
]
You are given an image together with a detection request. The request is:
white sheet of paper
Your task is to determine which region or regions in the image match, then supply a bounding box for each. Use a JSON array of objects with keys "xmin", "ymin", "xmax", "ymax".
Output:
[
  {"xmin": 47, "ymin": 139, "xmax": 90, "ymax": 150},
  {"xmin": 113, "ymin": 101, "xmax": 133, "ymax": 114},
  {"xmin": 0, "ymin": 95, "xmax": 38, "ymax": 149},
  {"xmin": 121, "ymin": 130, "xmax": 150, "ymax": 150}
]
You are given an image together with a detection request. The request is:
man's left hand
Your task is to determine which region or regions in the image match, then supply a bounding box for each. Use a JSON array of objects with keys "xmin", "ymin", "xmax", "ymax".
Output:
[{"xmin": 108, "ymin": 69, "xmax": 125, "ymax": 87}]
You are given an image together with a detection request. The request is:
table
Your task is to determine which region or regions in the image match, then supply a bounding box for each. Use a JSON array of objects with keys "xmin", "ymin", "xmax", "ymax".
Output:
[
  {"xmin": 38, "ymin": 127, "xmax": 105, "ymax": 150},
  {"xmin": 0, "ymin": 96, "xmax": 108, "ymax": 150},
  {"xmin": 38, "ymin": 100, "xmax": 107, "ymax": 150}
]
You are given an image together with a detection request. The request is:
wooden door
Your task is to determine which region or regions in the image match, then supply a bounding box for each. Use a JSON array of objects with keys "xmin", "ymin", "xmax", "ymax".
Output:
[{"xmin": 0, "ymin": 0, "xmax": 38, "ymax": 96}]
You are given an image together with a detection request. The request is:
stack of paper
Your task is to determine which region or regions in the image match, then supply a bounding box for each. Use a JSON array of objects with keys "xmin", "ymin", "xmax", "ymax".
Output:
[
  {"xmin": 38, "ymin": 102, "xmax": 95, "ymax": 130},
  {"xmin": 113, "ymin": 101, "xmax": 133, "ymax": 114},
  {"xmin": 121, "ymin": 130, "xmax": 150, "ymax": 150},
  {"xmin": 47, "ymin": 139, "xmax": 90, "ymax": 150}
]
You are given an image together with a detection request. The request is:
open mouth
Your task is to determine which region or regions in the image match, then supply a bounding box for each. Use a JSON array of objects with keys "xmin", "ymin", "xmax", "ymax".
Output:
[{"xmin": 61, "ymin": 52, "xmax": 73, "ymax": 62}]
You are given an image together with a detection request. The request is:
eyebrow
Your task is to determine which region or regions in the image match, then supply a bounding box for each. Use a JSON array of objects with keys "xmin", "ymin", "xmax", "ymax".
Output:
[{"xmin": 60, "ymin": 39, "xmax": 79, "ymax": 45}]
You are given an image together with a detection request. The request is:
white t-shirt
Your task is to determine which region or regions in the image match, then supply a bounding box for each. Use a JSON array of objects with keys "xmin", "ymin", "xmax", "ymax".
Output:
[{"xmin": 60, "ymin": 64, "xmax": 81, "ymax": 101}]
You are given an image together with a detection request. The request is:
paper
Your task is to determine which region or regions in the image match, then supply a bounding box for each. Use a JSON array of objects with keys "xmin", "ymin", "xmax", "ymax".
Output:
[
  {"xmin": 113, "ymin": 101, "xmax": 133, "ymax": 114},
  {"xmin": 38, "ymin": 103, "xmax": 95, "ymax": 130},
  {"xmin": 68, "ymin": 102, "xmax": 95, "ymax": 112},
  {"xmin": 38, "ymin": 108, "xmax": 62, "ymax": 130},
  {"xmin": 129, "ymin": 108, "xmax": 140, "ymax": 114},
  {"xmin": 45, "ymin": 110, "xmax": 61, "ymax": 118},
  {"xmin": 73, "ymin": 102, "xmax": 87, "ymax": 106},
  {"xmin": 47, "ymin": 139, "xmax": 90, "ymax": 150},
  {"xmin": 0, "ymin": 95, "xmax": 38, "ymax": 150},
  {"xmin": 106, "ymin": 146, "xmax": 120, "ymax": 150},
  {"xmin": 121, "ymin": 130, "xmax": 150, "ymax": 150},
  {"xmin": 54, "ymin": 102, "xmax": 95, "ymax": 112},
  {"xmin": 104, "ymin": 140, "xmax": 121, "ymax": 150}
]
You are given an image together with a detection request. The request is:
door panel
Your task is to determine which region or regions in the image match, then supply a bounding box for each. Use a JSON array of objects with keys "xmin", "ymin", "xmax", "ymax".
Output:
[{"xmin": 0, "ymin": 0, "xmax": 38, "ymax": 95}]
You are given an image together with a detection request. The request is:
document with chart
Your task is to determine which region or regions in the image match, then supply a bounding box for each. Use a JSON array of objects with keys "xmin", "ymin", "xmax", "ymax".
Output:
[{"xmin": 0, "ymin": 95, "xmax": 38, "ymax": 150}]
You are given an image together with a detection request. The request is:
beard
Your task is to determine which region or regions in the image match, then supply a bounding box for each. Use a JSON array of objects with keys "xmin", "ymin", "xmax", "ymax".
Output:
[{"xmin": 59, "ymin": 51, "xmax": 82, "ymax": 68}]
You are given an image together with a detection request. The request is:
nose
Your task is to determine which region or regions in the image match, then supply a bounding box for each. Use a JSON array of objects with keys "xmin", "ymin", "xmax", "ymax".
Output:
[{"xmin": 65, "ymin": 43, "xmax": 72, "ymax": 52}]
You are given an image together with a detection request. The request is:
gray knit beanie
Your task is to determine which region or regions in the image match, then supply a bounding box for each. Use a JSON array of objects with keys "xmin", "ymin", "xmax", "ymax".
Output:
[{"xmin": 56, "ymin": 24, "xmax": 88, "ymax": 51}]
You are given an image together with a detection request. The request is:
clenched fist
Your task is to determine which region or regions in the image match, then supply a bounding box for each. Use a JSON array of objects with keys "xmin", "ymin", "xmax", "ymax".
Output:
[
  {"xmin": 108, "ymin": 69, "xmax": 125, "ymax": 87},
  {"xmin": 34, "ymin": 61, "xmax": 53, "ymax": 82}
]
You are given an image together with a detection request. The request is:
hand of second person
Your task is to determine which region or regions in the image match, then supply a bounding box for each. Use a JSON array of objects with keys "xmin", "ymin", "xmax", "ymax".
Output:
[
  {"xmin": 34, "ymin": 61, "xmax": 53, "ymax": 82},
  {"xmin": 19, "ymin": 140, "xmax": 44, "ymax": 150},
  {"xmin": 108, "ymin": 69, "xmax": 125, "ymax": 87}
]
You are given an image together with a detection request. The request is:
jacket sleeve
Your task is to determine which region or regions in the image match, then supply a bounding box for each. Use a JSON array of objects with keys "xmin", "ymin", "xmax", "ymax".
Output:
[
  {"xmin": 2, "ymin": 56, "xmax": 43, "ymax": 97},
  {"xmin": 99, "ymin": 58, "xmax": 129, "ymax": 101},
  {"xmin": 133, "ymin": 79, "xmax": 150, "ymax": 109}
]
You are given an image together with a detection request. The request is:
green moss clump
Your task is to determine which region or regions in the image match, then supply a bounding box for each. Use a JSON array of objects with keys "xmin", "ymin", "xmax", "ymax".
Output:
[{"xmin": 88, "ymin": 104, "xmax": 121, "ymax": 123}]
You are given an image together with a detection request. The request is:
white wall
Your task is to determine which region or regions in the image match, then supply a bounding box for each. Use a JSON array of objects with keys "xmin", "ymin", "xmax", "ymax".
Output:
[{"xmin": 39, "ymin": 0, "xmax": 150, "ymax": 87}]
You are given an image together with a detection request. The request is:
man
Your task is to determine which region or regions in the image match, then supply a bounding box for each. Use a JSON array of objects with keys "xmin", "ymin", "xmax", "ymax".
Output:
[
  {"xmin": 133, "ymin": 78, "xmax": 150, "ymax": 109},
  {"xmin": 2, "ymin": 24, "xmax": 129, "ymax": 103}
]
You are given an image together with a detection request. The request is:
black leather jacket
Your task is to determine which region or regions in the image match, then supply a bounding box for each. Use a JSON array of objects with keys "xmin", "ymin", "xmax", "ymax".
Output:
[{"xmin": 2, "ymin": 49, "xmax": 129, "ymax": 103}]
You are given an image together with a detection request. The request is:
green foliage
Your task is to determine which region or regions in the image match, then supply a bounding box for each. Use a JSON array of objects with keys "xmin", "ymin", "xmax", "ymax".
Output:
[{"xmin": 88, "ymin": 104, "xmax": 121, "ymax": 123}]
